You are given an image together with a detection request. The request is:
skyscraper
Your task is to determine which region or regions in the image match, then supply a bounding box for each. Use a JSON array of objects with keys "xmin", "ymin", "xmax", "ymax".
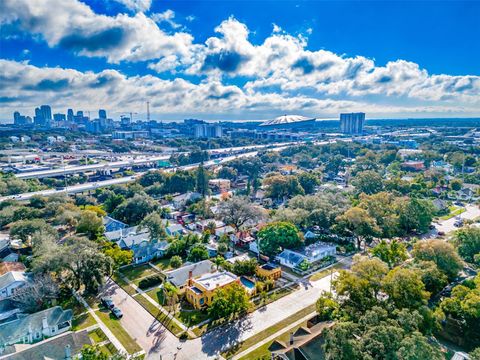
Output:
[
  {"xmin": 53, "ymin": 113, "xmax": 66, "ymax": 122},
  {"xmin": 99, "ymin": 109, "xmax": 107, "ymax": 119},
  {"xmin": 67, "ymin": 109, "xmax": 74, "ymax": 122},
  {"xmin": 40, "ymin": 105, "xmax": 52, "ymax": 122},
  {"xmin": 13, "ymin": 111, "xmax": 21, "ymax": 124},
  {"xmin": 34, "ymin": 107, "xmax": 44, "ymax": 126},
  {"xmin": 340, "ymin": 112, "xmax": 365, "ymax": 134},
  {"xmin": 194, "ymin": 123, "xmax": 223, "ymax": 138}
]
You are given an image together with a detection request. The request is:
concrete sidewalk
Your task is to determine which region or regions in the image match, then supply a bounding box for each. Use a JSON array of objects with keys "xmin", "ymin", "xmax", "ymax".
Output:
[
  {"xmin": 73, "ymin": 291, "xmax": 128, "ymax": 356},
  {"xmin": 231, "ymin": 311, "xmax": 316, "ymax": 360}
]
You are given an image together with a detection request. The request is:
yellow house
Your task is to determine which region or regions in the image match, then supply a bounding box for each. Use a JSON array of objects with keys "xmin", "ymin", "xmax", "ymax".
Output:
[
  {"xmin": 256, "ymin": 263, "xmax": 282, "ymax": 281},
  {"xmin": 185, "ymin": 271, "xmax": 240, "ymax": 309}
]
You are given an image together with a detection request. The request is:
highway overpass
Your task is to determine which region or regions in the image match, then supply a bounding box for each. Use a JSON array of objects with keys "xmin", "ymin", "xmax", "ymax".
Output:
[
  {"xmin": 1, "ymin": 140, "xmax": 335, "ymax": 202},
  {"xmin": 13, "ymin": 143, "xmax": 293, "ymax": 180}
]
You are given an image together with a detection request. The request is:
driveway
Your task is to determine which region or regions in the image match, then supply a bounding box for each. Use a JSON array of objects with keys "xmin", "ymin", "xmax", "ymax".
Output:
[{"xmin": 101, "ymin": 273, "xmax": 335, "ymax": 359}]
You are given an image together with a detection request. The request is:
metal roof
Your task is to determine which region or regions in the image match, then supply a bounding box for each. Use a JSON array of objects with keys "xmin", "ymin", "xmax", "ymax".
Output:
[{"xmin": 260, "ymin": 115, "xmax": 315, "ymax": 126}]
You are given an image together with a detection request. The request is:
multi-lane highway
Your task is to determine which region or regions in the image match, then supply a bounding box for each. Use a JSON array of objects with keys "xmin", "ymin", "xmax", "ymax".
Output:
[
  {"xmin": 1, "ymin": 140, "xmax": 338, "ymax": 202},
  {"xmin": 13, "ymin": 143, "xmax": 293, "ymax": 179},
  {"xmin": 1, "ymin": 141, "xmax": 316, "ymax": 202},
  {"xmin": 14, "ymin": 155, "xmax": 171, "ymax": 179}
]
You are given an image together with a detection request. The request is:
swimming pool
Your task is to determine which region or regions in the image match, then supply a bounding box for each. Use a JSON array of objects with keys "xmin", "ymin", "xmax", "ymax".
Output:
[{"xmin": 240, "ymin": 276, "xmax": 255, "ymax": 289}]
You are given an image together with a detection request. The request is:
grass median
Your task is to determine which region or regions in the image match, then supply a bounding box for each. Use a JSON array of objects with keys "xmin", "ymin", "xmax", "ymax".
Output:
[
  {"xmin": 309, "ymin": 262, "xmax": 344, "ymax": 281},
  {"xmin": 95, "ymin": 310, "xmax": 142, "ymax": 354},
  {"xmin": 221, "ymin": 304, "xmax": 316, "ymax": 359},
  {"xmin": 239, "ymin": 320, "xmax": 309, "ymax": 360},
  {"xmin": 134, "ymin": 294, "xmax": 184, "ymax": 336}
]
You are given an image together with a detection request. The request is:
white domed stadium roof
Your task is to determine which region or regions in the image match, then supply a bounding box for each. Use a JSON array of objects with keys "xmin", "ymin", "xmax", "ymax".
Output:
[{"xmin": 260, "ymin": 114, "xmax": 316, "ymax": 126}]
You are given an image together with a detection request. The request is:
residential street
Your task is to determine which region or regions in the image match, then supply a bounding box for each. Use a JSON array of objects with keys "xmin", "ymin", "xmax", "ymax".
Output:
[
  {"xmin": 434, "ymin": 204, "xmax": 480, "ymax": 235},
  {"xmin": 101, "ymin": 273, "xmax": 335, "ymax": 359}
]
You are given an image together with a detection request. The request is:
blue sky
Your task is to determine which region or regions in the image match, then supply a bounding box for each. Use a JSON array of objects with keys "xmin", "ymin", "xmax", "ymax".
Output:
[{"xmin": 1, "ymin": 0, "xmax": 479, "ymax": 121}]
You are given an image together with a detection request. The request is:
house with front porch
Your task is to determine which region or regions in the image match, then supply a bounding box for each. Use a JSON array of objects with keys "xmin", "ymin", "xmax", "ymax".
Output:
[
  {"xmin": 130, "ymin": 240, "xmax": 170, "ymax": 264},
  {"xmin": 0, "ymin": 306, "xmax": 73, "ymax": 350}
]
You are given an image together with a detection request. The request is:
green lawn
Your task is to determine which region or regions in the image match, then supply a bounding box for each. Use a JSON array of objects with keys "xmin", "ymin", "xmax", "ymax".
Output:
[
  {"xmin": 72, "ymin": 312, "xmax": 97, "ymax": 330},
  {"xmin": 134, "ymin": 294, "xmax": 184, "ymax": 336},
  {"xmin": 145, "ymin": 288, "xmax": 165, "ymax": 305},
  {"xmin": 88, "ymin": 328, "xmax": 108, "ymax": 344},
  {"xmin": 309, "ymin": 262, "xmax": 345, "ymax": 281},
  {"xmin": 120, "ymin": 264, "xmax": 158, "ymax": 281},
  {"xmin": 151, "ymin": 257, "xmax": 173, "ymax": 271},
  {"xmin": 111, "ymin": 273, "xmax": 137, "ymax": 296},
  {"xmin": 99, "ymin": 343, "xmax": 117, "ymax": 357},
  {"xmin": 439, "ymin": 206, "xmax": 466, "ymax": 221},
  {"xmin": 238, "ymin": 321, "xmax": 308, "ymax": 360},
  {"xmin": 145, "ymin": 288, "xmax": 209, "ymax": 328},
  {"xmin": 221, "ymin": 304, "xmax": 316, "ymax": 358},
  {"xmin": 178, "ymin": 309, "xmax": 209, "ymax": 327},
  {"xmin": 95, "ymin": 310, "xmax": 142, "ymax": 354}
]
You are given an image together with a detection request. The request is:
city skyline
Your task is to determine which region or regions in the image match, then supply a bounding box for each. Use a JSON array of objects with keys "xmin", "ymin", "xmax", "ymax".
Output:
[{"xmin": 1, "ymin": 0, "xmax": 479, "ymax": 121}]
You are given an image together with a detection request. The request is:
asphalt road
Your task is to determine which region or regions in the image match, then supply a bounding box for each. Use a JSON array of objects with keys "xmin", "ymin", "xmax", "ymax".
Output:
[
  {"xmin": 1, "ymin": 140, "xmax": 333, "ymax": 202},
  {"xmin": 433, "ymin": 204, "xmax": 480, "ymax": 235},
  {"xmin": 100, "ymin": 273, "xmax": 335, "ymax": 359},
  {"xmin": 13, "ymin": 143, "xmax": 294, "ymax": 179}
]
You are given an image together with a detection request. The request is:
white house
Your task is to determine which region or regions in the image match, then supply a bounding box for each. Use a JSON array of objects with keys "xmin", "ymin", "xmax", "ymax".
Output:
[
  {"xmin": 0, "ymin": 271, "xmax": 28, "ymax": 299},
  {"xmin": 276, "ymin": 242, "xmax": 336, "ymax": 269},
  {"xmin": 0, "ymin": 306, "xmax": 73, "ymax": 349}
]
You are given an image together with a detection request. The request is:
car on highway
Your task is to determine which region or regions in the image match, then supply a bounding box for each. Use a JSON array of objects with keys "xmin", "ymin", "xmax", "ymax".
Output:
[
  {"xmin": 101, "ymin": 296, "xmax": 115, "ymax": 310},
  {"xmin": 111, "ymin": 307, "xmax": 123, "ymax": 318}
]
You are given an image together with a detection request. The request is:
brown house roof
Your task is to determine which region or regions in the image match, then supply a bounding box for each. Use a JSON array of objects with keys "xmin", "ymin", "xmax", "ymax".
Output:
[{"xmin": 0, "ymin": 262, "xmax": 26, "ymax": 276}]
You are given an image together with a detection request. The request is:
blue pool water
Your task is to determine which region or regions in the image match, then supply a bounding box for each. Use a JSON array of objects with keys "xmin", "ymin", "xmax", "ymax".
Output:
[{"xmin": 240, "ymin": 276, "xmax": 255, "ymax": 289}]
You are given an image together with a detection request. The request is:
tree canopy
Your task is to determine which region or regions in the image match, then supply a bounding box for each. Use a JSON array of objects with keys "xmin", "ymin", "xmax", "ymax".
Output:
[
  {"xmin": 216, "ymin": 196, "xmax": 265, "ymax": 230},
  {"xmin": 257, "ymin": 221, "xmax": 303, "ymax": 256},
  {"xmin": 454, "ymin": 226, "xmax": 480, "ymax": 264},
  {"xmin": 412, "ymin": 239, "xmax": 463, "ymax": 281},
  {"xmin": 208, "ymin": 283, "xmax": 250, "ymax": 320}
]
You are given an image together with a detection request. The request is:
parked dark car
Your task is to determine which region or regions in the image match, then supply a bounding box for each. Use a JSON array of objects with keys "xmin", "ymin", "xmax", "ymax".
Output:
[
  {"xmin": 101, "ymin": 297, "xmax": 115, "ymax": 310},
  {"xmin": 112, "ymin": 307, "xmax": 123, "ymax": 319}
]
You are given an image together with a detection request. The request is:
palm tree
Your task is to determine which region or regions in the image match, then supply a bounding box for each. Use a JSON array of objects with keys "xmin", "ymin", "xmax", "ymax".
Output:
[
  {"xmin": 163, "ymin": 282, "xmax": 179, "ymax": 314},
  {"xmin": 213, "ymin": 256, "xmax": 225, "ymax": 270}
]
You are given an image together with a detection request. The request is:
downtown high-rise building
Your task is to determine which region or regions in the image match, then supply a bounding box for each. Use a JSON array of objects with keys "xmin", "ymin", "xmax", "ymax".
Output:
[
  {"xmin": 194, "ymin": 123, "xmax": 223, "ymax": 138},
  {"xmin": 67, "ymin": 109, "xmax": 74, "ymax": 122},
  {"xmin": 99, "ymin": 109, "xmax": 107, "ymax": 119},
  {"xmin": 13, "ymin": 111, "xmax": 31, "ymax": 126},
  {"xmin": 340, "ymin": 112, "xmax": 365, "ymax": 134},
  {"xmin": 33, "ymin": 105, "xmax": 52, "ymax": 126}
]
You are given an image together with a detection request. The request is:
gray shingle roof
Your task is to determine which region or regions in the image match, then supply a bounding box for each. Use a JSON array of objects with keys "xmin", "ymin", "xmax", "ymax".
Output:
[
  {"xmin": 131, "ymin": 240, "xmax": 169, "ymax": 259},
  {"xmin": 117, "ymin": 231, "xmax": 149, "ymax": 249},
  {"xmin": 7, "ymin": 330, "xmax": 91, "ymax": 360},
  {"xmin": 166, "ymin": 260, "xmax": 213, "ymax": 288},
  {"xmin": 0, "ymin": 306, "xmax": 73, "ymax": 345},
  {"xmin": 0, "ymin": 271, "xmax": 28, "ymax": 291},
  {"xmin": 276, "ymin": 249, "xmax": 306, "ymax": 267}
]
